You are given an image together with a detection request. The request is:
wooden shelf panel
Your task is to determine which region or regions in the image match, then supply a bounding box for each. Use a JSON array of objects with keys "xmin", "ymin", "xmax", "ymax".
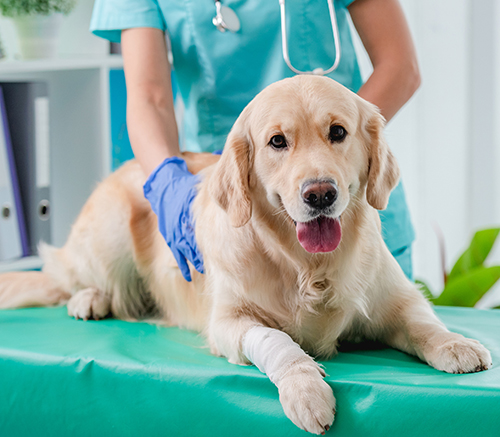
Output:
[
  {"xmin": 0, "ymin": 256, "xmax": 43, "ymax": 273},
  {"xmin": 0, "ymin": 55, "xmax": 123, "ymax": 75}
]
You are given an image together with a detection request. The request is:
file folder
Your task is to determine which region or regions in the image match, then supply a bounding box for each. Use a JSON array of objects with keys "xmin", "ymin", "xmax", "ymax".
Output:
[
  {"xmin": 0, "ymin": 86, "xmax": 29, "ymax": 261},
  {"xmin": 1, "ymin": 82, "xmax": 51, "ymax": 255}
]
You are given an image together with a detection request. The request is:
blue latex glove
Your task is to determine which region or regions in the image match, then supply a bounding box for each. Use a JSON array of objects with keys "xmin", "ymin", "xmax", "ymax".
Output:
[{"xmin": 143, "ymin": 157, "xmax": 203, "ymax": 282}]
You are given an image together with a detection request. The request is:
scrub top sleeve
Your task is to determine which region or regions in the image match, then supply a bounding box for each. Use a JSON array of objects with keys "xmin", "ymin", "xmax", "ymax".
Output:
[{"xmin": 90, "ymin": 0, "xmax": 166, "ymax": 43}]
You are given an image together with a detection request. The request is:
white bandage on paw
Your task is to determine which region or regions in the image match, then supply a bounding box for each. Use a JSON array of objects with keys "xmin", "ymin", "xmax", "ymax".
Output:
[{"xmin": 242, "ymin": 326, "xmax": 317, "ymax": 385}]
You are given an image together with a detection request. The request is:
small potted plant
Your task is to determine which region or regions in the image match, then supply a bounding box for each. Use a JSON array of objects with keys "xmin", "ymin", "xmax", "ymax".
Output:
[{"xmin": 0, "ymin": 0, "xmax": 77, "ymax": 59}]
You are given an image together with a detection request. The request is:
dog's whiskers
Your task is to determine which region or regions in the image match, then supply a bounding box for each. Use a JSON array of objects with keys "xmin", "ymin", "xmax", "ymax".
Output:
[{"xmin": 272, "ymin": 205, "xmax": 288, "ymax": 217}]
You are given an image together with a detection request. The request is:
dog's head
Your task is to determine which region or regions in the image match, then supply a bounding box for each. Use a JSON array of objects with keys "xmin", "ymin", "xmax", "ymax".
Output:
[{"xmin": 208, "ymin": 75, "xmax": 399, "ymax": 254}]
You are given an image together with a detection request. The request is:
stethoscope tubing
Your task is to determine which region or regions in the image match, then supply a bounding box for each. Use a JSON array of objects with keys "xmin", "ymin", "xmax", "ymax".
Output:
[
  {"xmin": 213, "ymin": 0, "xmax": 342, "ymax": 76},
  {"xmin": 279, "ymin": 0, "xmax": 341, "ymax": 75}
]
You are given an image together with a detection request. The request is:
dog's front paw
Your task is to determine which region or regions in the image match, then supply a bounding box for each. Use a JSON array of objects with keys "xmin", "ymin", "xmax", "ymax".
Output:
[
  {"xmin": 427, "ymin": 333, "xmax": 492, "ymax": 374},
  {"xmin": 67, "ymin": 287, "xmax": 110, "ymax": 321},
  {"xmin": 278, "ymin": 363, "xmax": 335, "ymax": 435}
]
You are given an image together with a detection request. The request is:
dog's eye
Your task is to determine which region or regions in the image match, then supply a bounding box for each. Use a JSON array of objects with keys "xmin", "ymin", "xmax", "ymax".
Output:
[
  {"xmin": 269, "ymin": 134, "xmax": 288, "ymax": 150},
  {"xmin": 329, "ymin": 125, "xmax": 347, "ymax": 143}
]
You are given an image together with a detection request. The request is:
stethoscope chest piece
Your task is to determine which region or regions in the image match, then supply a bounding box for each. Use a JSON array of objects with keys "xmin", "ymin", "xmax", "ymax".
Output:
[{"xmin": 213, "ymin": 1, "xmax": 241, "ymax": 33}]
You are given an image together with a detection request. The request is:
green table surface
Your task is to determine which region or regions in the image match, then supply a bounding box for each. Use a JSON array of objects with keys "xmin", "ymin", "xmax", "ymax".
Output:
[{"xmin": 0, "ymin": 306, "xmax": 499, "ymax": 436}]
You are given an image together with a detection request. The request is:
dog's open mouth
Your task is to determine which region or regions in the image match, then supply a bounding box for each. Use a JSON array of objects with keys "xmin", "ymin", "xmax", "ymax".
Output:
[{"xmin": 295, "ymin": 216, "xmax": 342, "ymax": 253}]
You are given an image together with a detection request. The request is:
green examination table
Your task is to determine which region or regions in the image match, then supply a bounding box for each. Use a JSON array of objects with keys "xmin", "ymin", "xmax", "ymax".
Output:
[{"xmin": 1, "ymin": 306, "xmax": 499, "ymax": 436}]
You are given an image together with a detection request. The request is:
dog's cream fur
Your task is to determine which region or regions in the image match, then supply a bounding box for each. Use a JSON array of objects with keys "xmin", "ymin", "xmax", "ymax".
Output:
[{"xmin": 0, "ymin": 76, "xmax": 491, "ymax": 435}]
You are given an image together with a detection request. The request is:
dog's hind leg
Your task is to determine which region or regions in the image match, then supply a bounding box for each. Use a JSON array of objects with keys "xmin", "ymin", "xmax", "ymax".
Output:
[
  {"xmin": 0, "ymin": 271, "xmax": 70, "ymax": 309},
  {"xmin": 67, "ymin": 287, "xmax": 111, "ymax": 321}
]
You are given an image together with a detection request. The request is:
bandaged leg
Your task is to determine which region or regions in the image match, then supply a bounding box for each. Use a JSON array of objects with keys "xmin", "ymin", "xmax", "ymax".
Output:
[
  {"xmin": 243, "ymin": 326, "xmax": 335, "ymax": 435},
  {"xmin": 243, "ymin": 326, "xmax": 322, "ymax": 384}
]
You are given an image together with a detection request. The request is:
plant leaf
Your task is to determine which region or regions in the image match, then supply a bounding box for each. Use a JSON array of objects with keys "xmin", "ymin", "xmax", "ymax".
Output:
[
  {"xmin": 448, "ymin": 228, "xmax": 500, "ymax": 281},
  {"xmin": 414, "ymin": 279, "xmax": 434, "ymax": 301},
  {"xmin": 434, "ymin": 266, "xmax": 500, "ymax": 307}
]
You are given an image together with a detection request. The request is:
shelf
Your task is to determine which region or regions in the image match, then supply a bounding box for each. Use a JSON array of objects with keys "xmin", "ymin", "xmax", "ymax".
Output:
[
  {"xmin": 0, "ymin": 55, "xmax": 116, "ymax": 272},
  {"xmin": 0, "ymin": 55, "xmax": 123, "ymax": 75},
  {"xmin": 0, "ymin": 256, "xmax": 43, "ymax": 273}
]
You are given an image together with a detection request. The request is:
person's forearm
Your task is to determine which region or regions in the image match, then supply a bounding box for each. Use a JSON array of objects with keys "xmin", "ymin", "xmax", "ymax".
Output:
[
  {"xmin": 127, "ymin": 92, "xmax": 180, "ymax": 175},
  {"xmin": 357, "ymin": 60, "xmax": 420, "ymax": 122},
  {"xmin": 122, "ymin": 27, "xmax": 180, "ymax": 176},
  {"xmin": 349, "ymin": 0, "xmax": 421, "ymax": 123}
]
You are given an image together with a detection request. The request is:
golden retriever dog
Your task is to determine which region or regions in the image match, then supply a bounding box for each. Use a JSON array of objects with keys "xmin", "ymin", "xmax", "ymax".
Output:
[{"xmin": 0, "ymin": 76, "xmax": 491, "ymax": 435}]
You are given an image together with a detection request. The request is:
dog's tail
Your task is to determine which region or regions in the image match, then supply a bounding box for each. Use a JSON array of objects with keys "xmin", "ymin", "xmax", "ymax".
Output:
[{"xmin": 0, "ymin": 243, "xmax": 70, "ymax": 310}]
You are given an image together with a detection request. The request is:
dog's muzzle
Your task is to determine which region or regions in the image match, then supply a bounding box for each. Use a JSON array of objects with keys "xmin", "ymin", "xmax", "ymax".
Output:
[{"xmin": 293, "ymin": 179, "xmax": 342, "ymax": 254}]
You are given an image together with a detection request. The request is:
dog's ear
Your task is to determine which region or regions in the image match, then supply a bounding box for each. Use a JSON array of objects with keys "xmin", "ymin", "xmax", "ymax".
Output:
[
  {"xmin": 364, "ymin": 107, "xmax": 400, "ymax": 210},
  {"xmin": 208, "ymin": 124, "xmax": 252, "ymax": 227}
]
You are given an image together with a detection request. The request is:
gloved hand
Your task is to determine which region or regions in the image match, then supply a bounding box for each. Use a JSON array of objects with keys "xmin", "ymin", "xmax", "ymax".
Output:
[{"xmin": 143, "ymin": 157, "xmax": 203, "ymax": 282}]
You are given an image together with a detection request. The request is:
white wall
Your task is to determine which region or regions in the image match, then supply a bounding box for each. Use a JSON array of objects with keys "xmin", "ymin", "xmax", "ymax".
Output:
[{"xmin": 353, "ymin": 0, "xmax": 500, "ymax": 305}]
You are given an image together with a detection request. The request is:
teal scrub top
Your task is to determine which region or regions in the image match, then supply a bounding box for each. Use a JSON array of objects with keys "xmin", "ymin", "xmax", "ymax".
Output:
[{"xmin": 90, "ymin": 0, "xmax": 415, "ymax": 253}]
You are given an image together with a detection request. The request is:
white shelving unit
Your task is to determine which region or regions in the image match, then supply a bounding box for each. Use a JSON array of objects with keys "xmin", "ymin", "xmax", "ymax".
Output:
[{"xmin": 0, "ymin": 55, "xmax": 124, "ymax": 272}]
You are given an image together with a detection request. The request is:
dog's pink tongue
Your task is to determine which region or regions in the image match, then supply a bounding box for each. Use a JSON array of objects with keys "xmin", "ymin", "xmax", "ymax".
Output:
[{"xmin": 296, "ymin": 217, "xmax": 342, "ymax": 253}]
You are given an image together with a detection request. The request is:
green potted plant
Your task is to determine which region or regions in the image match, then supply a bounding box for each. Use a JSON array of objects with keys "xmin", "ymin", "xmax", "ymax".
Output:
[
  {"xmin": 0, "ymin": 0, "xmax": 77, "ymax": 59},
  {"xmin": 417, "ymin": 227, "xmax": 500, "ymax": 309}
]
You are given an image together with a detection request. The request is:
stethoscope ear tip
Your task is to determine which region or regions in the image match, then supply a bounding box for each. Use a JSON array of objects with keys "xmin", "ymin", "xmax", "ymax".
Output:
[{"xmin": 212, "ymin": 16, "xmax": 227, "ymax": 32}]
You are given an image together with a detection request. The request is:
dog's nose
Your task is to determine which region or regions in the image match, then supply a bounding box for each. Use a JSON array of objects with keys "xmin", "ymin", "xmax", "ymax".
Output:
[{"xmin": 301, "ymin": 180, "xmax": 338, "ymax": 210}]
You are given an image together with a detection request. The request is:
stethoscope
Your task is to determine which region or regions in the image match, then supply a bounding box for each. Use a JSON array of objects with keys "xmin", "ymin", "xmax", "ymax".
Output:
[{"xmin": 212, "ymin": 0, "xmax": 341, "ymax": 76}]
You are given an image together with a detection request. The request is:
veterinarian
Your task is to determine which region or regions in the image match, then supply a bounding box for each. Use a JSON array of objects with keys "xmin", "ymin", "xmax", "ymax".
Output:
[{"xmin": 90, "ymin": 0, "xmax": 419, "ymax": 281}]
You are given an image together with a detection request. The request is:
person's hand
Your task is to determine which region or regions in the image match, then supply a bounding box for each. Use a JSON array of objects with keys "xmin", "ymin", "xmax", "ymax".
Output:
[{"xmin": 143, "ymin": 157, "xmax": 203, "ymax": 282}]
